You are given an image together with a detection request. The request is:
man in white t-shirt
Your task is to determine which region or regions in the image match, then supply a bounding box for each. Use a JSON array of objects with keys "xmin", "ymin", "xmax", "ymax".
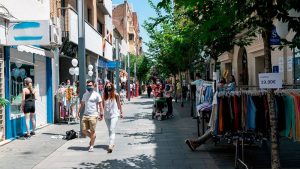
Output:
[{"xmin": 77, "ymin": 80, "xmax": 104, "ymax": 152}]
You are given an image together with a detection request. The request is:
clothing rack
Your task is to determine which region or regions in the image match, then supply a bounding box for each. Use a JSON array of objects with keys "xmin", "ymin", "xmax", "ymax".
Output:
[{"xmin": 205, "ymin": 88, "xmax": 300, "ymax": 168}]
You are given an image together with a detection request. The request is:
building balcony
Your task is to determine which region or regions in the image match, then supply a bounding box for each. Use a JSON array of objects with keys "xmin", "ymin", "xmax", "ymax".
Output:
[
  {"xmin": 97, "ymin": 0, "xmax": 112, "ymax": 16},
  {"xmin": 104, "ymin": 40, "xmax": 113, "ymax": 61},
  {"xmin": 62, "ymin": 8, "xmax": 103, "ymax": 56}
]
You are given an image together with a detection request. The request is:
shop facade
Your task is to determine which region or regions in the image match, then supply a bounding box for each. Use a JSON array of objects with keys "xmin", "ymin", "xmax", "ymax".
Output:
[
  {"xmin": 218, "ymin": 35, "xmax": 295, "ymax": 87},
  {"xmin": 0, "ymin": 17, "xmax": 6, "ymax": 141},
  {"xmin": 4, "ymin": 46, "xmax": 53, "ymax": 139}
]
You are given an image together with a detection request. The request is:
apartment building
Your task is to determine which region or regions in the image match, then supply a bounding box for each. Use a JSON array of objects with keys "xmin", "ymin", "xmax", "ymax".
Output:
[
  {"xmin": 58, "ymin": 0, "xmax": 113, "ymax": 83},
  {"xmin": 113, "ymin": 1, "xmax": 142, "ymax": 56}
]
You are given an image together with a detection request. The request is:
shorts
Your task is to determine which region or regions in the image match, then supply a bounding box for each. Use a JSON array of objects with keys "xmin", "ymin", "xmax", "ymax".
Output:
[
  {"xmin": 82, "ymin": 116, "xmax": 98, "ymax": 132},
  {"xmin": 24, "ymin": 101, "xmax": 35, "ymax": 113}
]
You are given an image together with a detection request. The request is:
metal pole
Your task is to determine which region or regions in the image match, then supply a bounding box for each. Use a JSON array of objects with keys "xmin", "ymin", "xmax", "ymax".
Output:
[
  {"xmin": 293, "ymin": 47, "xmax": 296, "ymax": 85},
  {"xmin": 78, "ymin": 0, "xmax": 86, "ymax": 136},
  {"xmin": 116, "ymin": 38, "xmax": 120, "ymax": 93},
  {"xmin": 127, "ymin": 55, "xmax": 131, "ymax": 101},
  {"xmin": 134, "ymin": 62, "xmax": 137, "ymax": 96}
]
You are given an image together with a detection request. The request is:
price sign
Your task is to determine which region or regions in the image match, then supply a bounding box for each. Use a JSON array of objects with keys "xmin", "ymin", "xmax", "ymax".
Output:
[
  {"xmin": 213, "ymin": 72, "xmax": 219, "ymax": 80},
  {"xmin": 259, "ymin": 73, "xmax": 282, "ymax": 89}
]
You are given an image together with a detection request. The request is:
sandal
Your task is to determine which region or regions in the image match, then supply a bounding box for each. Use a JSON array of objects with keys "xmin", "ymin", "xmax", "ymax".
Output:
[{"xmin": 185, "ymin": 139, "xmax": 197, "ymax": 151}]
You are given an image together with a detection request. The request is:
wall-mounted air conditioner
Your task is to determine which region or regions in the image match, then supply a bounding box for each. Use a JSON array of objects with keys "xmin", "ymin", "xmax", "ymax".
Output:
[{"xmin": 50, "ymin": 25, "xmax": 62, "ymax": 45}]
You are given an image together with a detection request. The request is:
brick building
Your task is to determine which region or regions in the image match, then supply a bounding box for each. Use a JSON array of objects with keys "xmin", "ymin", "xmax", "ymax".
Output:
[{"xmin": 113, "ymin": 1, "xmax": 143, "ymax": 56}]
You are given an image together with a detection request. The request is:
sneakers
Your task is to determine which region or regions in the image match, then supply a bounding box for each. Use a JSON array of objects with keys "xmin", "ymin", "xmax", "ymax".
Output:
[
  {"xmin": 185, "ymin": 139, "xmax": 200, "ymax": 151},
  {"xmin": 107, "ymin": 145, "xmax": 114, "ymax": 153},
  {"xmin": 167, "ymin": 114, "xmax": 174, "ymax": 119},
  {"xmin": 88, "ymin": 146, "xmax": 94, "ymax": 152},
  {"xmin": 30, "ymin": 131, "xmax": 36, "ymax": 136}
]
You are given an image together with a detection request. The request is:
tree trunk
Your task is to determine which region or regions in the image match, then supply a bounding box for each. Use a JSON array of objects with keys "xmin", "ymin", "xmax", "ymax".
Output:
[
  {"xmin": 262, "ymin": 30, "xmax": 281, "ymax": 169},
  {"xmin": 174, "ymin": 73, "xmax": 178, "ymax": 102}
]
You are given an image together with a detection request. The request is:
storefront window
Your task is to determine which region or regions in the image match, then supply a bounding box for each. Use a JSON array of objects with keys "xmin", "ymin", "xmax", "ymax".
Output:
[{"xmin": 10, "ymin": 62, "xmax": 34, "ymax": 118}]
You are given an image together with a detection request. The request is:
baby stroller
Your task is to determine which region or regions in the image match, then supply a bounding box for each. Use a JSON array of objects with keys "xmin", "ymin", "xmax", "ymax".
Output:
[{"xmin": 152, "ymin": 97, "xmax": 167, "ymax": 121}]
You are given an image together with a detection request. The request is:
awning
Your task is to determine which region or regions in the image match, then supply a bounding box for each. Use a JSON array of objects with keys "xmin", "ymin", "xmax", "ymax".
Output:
[{"xmin": 17, "ymin": 45, "xmax": 54, "ymax": 58}]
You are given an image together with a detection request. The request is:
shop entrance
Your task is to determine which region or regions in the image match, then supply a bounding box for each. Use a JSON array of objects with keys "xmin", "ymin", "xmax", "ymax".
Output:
[
  {"xmin": 255, "ymin": 56, "xmax": 265, "ymax": 85},
  {"xmin": 238, "ymin": 47, "xmax": 249, "ymax": 85}
]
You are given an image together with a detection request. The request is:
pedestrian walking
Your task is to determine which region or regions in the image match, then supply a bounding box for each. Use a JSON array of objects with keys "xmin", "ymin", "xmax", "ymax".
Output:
[
  {"xmin": 147, "ymin": 83, "xmax": 152, "ymax": 98},
  {"xmin": 21, "ymin": 77, "xmax": 37, "ymax": 138},
  {"xmin": 165, "ymin": 79, "xmax": 174, "ymax": 118},
  {"xmin": 103, "ymin": 82, "xmax": 123, "ymax": 153},
  {"xmin": 77, "ymin": 80, "xmax": 104, "ymax": 152}
]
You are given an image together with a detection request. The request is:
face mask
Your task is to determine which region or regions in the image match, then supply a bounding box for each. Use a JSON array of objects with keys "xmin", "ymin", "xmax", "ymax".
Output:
[
  {"xmin": 87, "ymin": 86, "xmax": 94, "ymax": 92},
  {"xmin": 106, "ymin": 87, "xmax": 112, "ymax": 92}
]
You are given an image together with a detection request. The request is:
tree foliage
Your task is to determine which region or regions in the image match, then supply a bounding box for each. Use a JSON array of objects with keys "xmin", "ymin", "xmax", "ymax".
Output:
[
  {"xmin": 155, "ymin": 1, "xmax": 300, "ymax": 169},
  {"xmin": 129, "ymin": 54, "xmax": 152, "ymax": 83},
  {"xmin": 144, "ymin": 0, "xmax": 201, "ymax": 77}
]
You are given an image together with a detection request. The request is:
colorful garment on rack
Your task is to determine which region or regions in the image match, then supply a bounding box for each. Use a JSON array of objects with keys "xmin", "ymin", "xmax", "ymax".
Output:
[
  {"xmin": 246, "ymin": 95, "xmax": 256, "ymax": 130},
  {"xmin": 216, "ymin": 93, "xmax": 268, "ymax": 135},
  {"xmin": 284, "ymin": 95, "xmax": 296, "ymax": 141},
  {"xmin": 196, "ymin": 102, "xmax": 212, "ymax": 113},
  {"xmin": 65, "ymin": 86, "xmax": 73, "ymax": 101}
]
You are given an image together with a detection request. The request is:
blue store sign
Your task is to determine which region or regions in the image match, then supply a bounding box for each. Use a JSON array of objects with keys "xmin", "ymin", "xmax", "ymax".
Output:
[
  {"xmin": 107, "ymin": 61, "xmax": 117, "ymax": 69},
  {"xmin": 273, "ymin": 65, "xmax": 279, "ymax": 73},
  {"xmin": 269, "ymin": 26, "xmax": 281, "ymax": 45},
  {"xmin": 98, "ymin": 59, "xmax": 107, "ymax": 68}
]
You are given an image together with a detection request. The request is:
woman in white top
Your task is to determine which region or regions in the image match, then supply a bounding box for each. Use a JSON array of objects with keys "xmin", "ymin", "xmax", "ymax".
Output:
[{"xmin": 102, "ymin": 82, "xmax": 123, "ymax": 153}]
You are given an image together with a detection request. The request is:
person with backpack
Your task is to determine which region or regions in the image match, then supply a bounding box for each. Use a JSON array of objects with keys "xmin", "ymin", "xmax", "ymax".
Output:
[
  {"xmin": 21, "ymin": 77, "xmax": 37, "ymax": 138},
  {"xmin": 77, "ymin": 80, "xmax": 104, "ymax": 152},
  {"xmin": 102, "ymin": 82, "xmax": 123, "ymax": 153}
]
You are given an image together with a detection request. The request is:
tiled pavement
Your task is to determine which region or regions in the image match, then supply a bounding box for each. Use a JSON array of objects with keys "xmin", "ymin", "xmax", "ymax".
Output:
[{"xmin": 1, "ymin": 95, "xmax": 300, "ymax": 169}]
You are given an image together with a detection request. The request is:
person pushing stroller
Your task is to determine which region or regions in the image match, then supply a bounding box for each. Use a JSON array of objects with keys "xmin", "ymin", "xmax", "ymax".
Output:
[{"xmin": 152, "ymin": 79, "xmax": 169, "ymax": 120}]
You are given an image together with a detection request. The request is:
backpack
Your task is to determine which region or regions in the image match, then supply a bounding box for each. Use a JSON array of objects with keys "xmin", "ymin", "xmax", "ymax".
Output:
[{"xmin": 65, "ymin": 129, "xmax": 78, "ymax": 140}]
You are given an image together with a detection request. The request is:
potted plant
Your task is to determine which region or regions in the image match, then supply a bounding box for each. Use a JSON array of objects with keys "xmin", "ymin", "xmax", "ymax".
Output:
[{"xmin": 0, "ymin": 97, "xmax": 9, "ymax": 108}]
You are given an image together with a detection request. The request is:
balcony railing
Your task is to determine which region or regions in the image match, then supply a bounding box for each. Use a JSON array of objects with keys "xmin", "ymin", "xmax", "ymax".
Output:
[
  {"xmin": 61, "ymin": 8, "xmax": 103, "ymax": 56},
  {"xmin": 104, "ymin": 40, "xmax": 113, "ymax": 61},
  {"xmin": 97, "ymin": 0, "xmax": 112, "ymax": 16}
]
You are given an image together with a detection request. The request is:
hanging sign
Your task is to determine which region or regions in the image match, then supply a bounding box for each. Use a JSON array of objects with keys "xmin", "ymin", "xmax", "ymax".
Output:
[
  {"xmin": 259, "ymin": 73, "xmax": 282, "ymax": 89},
  {"xmin": 269, "ymin": 25, "xmax": 281, "ymax": 45},
  {"xmin": 213, "ymin": 72, "xmax": 219, "ymax": 81},
  {"xmin": 107, "ymin": 61, "xmax": 117, "ymax": 69},
  {"xmin": 7, "ymin": 20, "xmax": 50, "ymax": 45},
  {"xmin": 272, "ymin": 65, "xmax": 279, "ymax": 73}
]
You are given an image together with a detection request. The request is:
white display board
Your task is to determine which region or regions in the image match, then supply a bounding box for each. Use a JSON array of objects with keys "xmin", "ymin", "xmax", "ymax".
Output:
[{"xmin": 259, "ymin": 73, "xmax": 283, "ymax": 89}]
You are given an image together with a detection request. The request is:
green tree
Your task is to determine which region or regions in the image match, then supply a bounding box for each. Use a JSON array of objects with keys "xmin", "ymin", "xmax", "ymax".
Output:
[
  {"xmin": 157, "ymin": 1, "xmax": 300, "ymax": 168},
  {"xmin": 144, "ymin": 0, "xmax": 201, "ymax": 79},
  {"xmin": 128, "ymin": 54, "xmax": 152, "ymax": 84}
]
